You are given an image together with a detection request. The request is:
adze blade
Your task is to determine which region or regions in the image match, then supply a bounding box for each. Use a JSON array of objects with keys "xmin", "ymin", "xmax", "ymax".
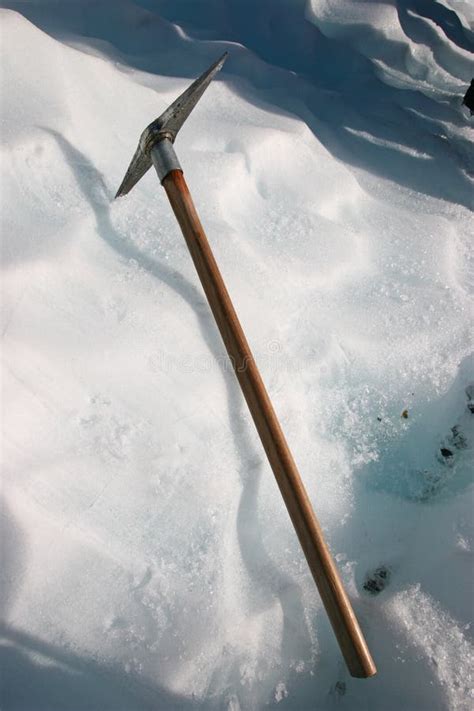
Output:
[{"xmin": 115, "ymin": 52, "xmax": 228, "ymax": 198}]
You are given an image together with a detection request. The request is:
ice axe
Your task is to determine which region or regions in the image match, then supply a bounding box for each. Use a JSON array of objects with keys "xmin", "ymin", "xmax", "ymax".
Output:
[{"xmin": 115, "ymin": 52, "xmax": 376, "ymax": 679}]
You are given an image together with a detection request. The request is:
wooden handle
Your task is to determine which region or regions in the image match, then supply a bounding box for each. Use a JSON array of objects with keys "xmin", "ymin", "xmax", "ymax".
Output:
[{"xmin": 162, "ymin": 169, "xmax": 376, "ymax": 678}]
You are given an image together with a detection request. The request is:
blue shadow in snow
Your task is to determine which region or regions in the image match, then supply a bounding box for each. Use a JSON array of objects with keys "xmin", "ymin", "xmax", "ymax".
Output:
[
  {"xmin": 0, "ymin": 623, "xmax": 195, "ymax": 710},
  {"xmin": 40, "ymin": 127, "xmax": 314, "ymax": 706},
  {"xmin": 3, "ymin": 0, "xmax": 473, "ymax": 208}
]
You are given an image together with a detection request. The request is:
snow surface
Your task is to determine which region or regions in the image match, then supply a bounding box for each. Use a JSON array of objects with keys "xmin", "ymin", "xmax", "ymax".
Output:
[{"xmin": 1, "ymin": 1, "xmax": 473, "ymax": 709}]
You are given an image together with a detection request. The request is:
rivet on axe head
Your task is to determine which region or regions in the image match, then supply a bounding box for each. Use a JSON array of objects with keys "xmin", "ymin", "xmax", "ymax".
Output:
[{"xmin": 115, "ymin": 53, "xmax": 377, "ymax": 679}]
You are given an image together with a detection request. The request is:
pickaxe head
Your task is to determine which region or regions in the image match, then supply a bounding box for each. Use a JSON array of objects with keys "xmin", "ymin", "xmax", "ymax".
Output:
[{"xmin": 115, "ymin": 52, "xmax": 228, "ymax": 198}]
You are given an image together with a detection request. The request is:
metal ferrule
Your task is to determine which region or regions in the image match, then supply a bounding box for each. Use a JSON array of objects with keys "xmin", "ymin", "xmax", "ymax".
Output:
[{"xmin": 151, "ymin": 138, "xmax": 182, "ymax": 182}]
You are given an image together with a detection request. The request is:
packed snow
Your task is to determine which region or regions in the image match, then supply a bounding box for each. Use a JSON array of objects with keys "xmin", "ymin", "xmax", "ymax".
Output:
[{"xmin": 1, "ymin": 1, "xmax": 473, "ymax": 709}]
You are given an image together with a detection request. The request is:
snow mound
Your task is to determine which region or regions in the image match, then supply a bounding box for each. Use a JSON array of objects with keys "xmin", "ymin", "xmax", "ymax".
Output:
[{"xmin": 1, "ymin": 2, "xmax": 473, "ymax": 710}]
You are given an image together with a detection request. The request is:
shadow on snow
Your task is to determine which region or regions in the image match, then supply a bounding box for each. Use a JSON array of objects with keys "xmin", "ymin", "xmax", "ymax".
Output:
[{"xmin": 3, "ymin": 0, "xmax": 474, "ymax": 208}]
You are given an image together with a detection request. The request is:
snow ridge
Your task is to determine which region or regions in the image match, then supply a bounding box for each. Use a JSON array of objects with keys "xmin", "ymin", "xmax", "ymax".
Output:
[{"xmin": 1, "ymin": 2, "xmax": 473, "ymax": 710}]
